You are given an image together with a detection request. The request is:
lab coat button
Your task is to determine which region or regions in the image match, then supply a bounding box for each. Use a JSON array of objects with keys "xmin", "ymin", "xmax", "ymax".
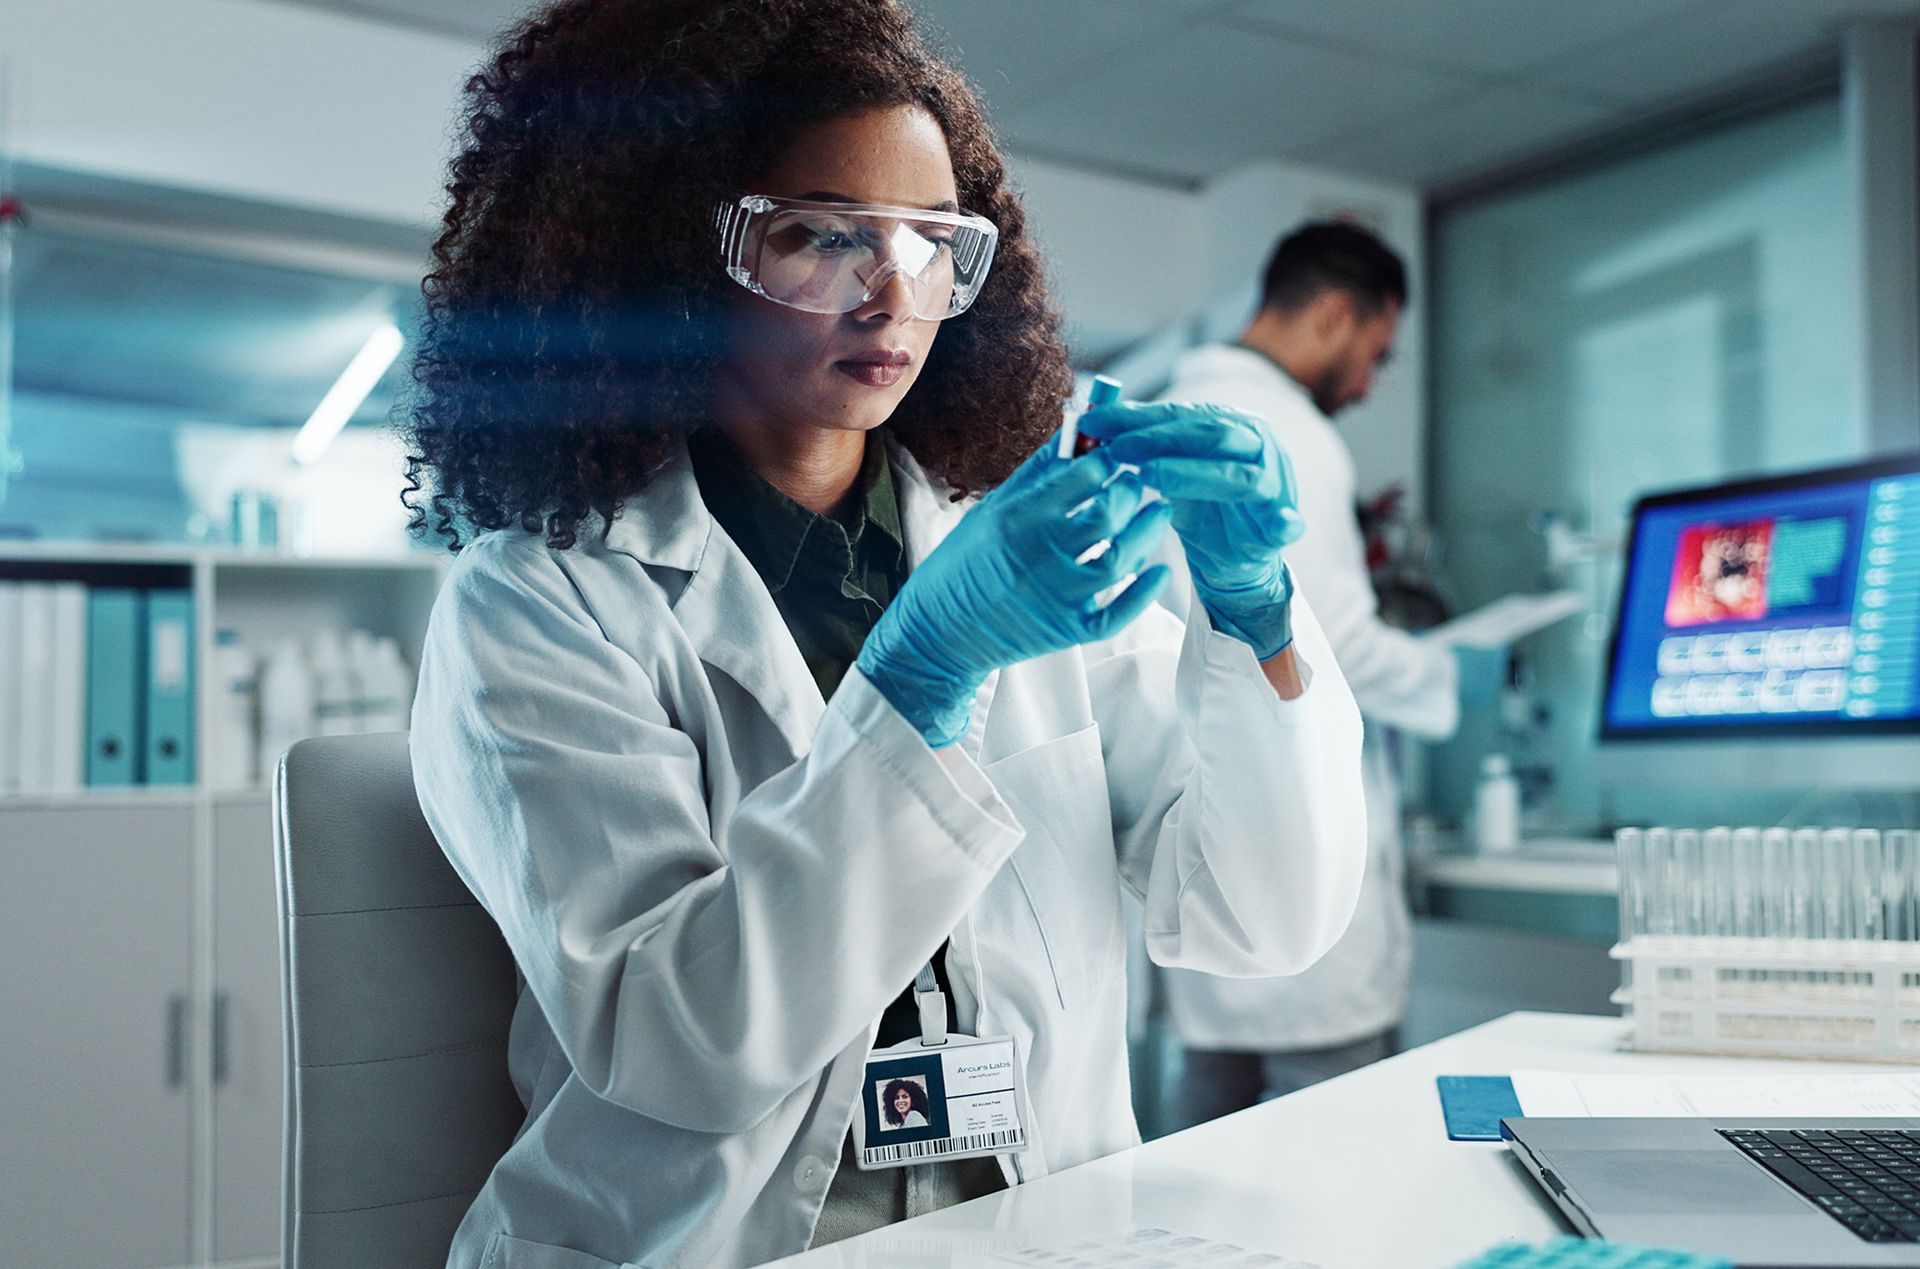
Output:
[{"xmin": 794, "ymin": 1154, "xmax": 830, "ymax": 1194}]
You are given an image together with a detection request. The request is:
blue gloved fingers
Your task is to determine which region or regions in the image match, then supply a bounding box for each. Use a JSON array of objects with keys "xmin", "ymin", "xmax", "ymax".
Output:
[
  {"xmin": 1076, "ymin": 399, "xmax": 1252, "ymax": 442},
  {"xmin": 1078, "ymin": 499, "xmax": 1174, "ymax": 594},
  {"xmin": 1079, "ymin": 564, "xmax": 1172, "ymax": 639},
  {"xmin": 1105, "ymin": 497, "xmax": 1175, "ymax": 569},
  {"xmin": 1029, "ymin": 443, "xmax": 1124, "ymax": 505},
  {"xmin": 1058, "ymin": 471, "xmax": 1149, "ymax": 550},
  {"xmin": 1097, "ymin": 418, "xmax": 1266, "ymax": 469},
  {"xmin": 994, "ymin": 427, "xmax": 1073, "ymax": 496},
  {"xmin": 1118, "ymin": 455, "xmax": 1276, "ymax": 503},
  {"xmin": 1273, "ymin": 502, "xmax": 1306, "ymax": 547}
]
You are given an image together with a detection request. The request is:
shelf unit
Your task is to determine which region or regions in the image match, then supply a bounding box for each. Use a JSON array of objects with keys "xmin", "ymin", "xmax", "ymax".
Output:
[{"xmin": 0, "ymin": 542, "xmax": 444, "ymax": 1268}]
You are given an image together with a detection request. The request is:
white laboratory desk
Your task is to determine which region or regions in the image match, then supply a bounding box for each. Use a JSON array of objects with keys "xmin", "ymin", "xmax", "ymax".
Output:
[{"xmin": 765, "ymin": 1010, "xmax": 1913, "ymax": 1269}]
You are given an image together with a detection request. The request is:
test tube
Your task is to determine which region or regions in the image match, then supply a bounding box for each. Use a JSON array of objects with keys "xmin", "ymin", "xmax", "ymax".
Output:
[
  {"xmin": 1791, "ymin": 828, "xmax": 1822, "ymax": 940},
  {"xmin": 1705, "ymin": 826, "xmax": 1735, "ymax": 938},
  {"xmin": 1616, "ymin": 827, "xmax": 1647, "ymax": 946},
  {"xmin": 1057, "ymin": 375, "xmax": 1121, "ymax": 459},
  {"xmin": 1823, "ymin": 828, "xmax": 1855, "ymax": 942},
  {"xmin": 1674, "ymin": 828, "xmax": 1705, "ymax": 940},
  {"xmin": 1852, "ymin": 829, "xmax": 1885, "ymax": 944},
  {"xmin": 1761, "ymin": 828, "xmax": 1792, "ymax": 943},
  {"xmin": 1732, "ymin": 827, "xmax": 1762, "ymax": 939},
  {"xmin": 1891, "ymin": 829, "xmax": 1918, "ymax": 943},
  {"xmin": 1645, "ymin": 827, "xmax": 1675, "ymax": 938}
]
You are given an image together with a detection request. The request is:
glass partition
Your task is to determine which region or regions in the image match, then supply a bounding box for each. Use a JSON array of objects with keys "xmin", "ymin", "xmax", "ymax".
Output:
[{"xmin": 1428, "ymin": 94, "xmax": 1868, "ymax": 831}]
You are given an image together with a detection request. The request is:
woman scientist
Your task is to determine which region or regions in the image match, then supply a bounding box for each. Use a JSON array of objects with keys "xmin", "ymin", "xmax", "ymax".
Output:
[{"xmin": 405, "ymin": 2, "xmax": 1366, "ymax": 1266}]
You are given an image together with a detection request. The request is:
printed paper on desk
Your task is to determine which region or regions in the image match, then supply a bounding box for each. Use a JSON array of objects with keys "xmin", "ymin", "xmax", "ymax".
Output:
[
  {"xmin": 1426, "ymin": 591, "xmax": 1584, "ymax": 649},
  {"xmin": 1511, "ymin": 1070, "xmax": 1920, "ymax": 1119}
]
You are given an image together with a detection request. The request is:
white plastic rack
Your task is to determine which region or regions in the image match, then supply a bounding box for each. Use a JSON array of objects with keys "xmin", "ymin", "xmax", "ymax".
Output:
[{"xmin": 1613, "ymin": 935, "xmax": 1920, "ymax": 1062}]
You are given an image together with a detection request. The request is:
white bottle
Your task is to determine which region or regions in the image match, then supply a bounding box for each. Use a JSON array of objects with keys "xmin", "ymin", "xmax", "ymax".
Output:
[
  {"xmin": 1474, "ymin": 754, "xmax": 1521, "ymax": 854},
  {"xmin": 209, "ymin": 629, "xmax": 258, "ymax": 789},
  {"xmin": 310, "ymin": 631, "xmax": 359, "ymax": 738},
  {"xmin": 358, "ymin": 637, "xmax": 413, "ymax": 734},
  {"xmin": 257, "ymin": 639, "xmax": 317, "ymax": 782}
]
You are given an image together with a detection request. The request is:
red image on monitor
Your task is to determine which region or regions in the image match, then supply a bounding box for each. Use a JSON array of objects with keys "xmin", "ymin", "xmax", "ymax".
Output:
[{"xmin": 1665, "ymin": 519, "xmax": 1774, "ymax": 627}]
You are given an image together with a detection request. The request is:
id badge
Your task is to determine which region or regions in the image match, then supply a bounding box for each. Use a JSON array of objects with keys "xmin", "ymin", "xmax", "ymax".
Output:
[{"xmin": 851, "ymin": 1033, "xmax": 1030, "ymax": 1171}]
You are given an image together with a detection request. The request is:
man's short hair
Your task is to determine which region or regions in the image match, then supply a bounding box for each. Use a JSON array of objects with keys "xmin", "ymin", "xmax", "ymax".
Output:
[{"xmin": 1259, "ymin": 221, "xmax": 1408, "ymax": 317}]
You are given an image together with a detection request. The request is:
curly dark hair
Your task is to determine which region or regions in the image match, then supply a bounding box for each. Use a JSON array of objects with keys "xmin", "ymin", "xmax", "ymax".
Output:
[{"xmin": 401, "ymin": 0, "xmax": 1072, "ymax": 551}]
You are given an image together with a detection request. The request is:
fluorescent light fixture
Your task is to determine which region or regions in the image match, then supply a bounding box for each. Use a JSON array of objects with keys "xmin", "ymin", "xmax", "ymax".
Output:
[{"xmin": 291, "ymin": 322, "xmax": 404, "ymax": 465}]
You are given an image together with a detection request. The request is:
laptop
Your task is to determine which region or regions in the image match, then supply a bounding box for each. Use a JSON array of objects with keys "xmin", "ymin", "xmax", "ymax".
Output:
[{"xmin": 1503, "ymin": 1117, "xmax": 1920, "ymax": 1267}]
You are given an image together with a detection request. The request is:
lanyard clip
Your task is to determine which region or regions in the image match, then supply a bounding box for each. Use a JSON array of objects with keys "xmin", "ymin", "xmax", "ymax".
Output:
[{"xmin": 914, "ymin": 961, "xmax": 948, "ymax": 1047}]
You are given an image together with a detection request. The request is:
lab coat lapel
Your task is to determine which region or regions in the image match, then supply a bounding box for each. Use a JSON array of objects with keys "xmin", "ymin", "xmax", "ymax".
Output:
[
  {"xmin": 605, "ymin": 449, "xmax": 824, "ymax": 763},
  {"xmin": 605, "ymin": 438, "xmax": 1001, "ymax": 765},
  {"xmin": 681, "ymin": 527, "xmax": 826, "ymax": 762}
]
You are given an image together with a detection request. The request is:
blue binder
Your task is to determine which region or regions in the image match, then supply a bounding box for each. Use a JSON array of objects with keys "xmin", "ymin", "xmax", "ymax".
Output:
[
  {"xmin": 143, "ymin": 589, "xmax": 195, "ymax": 786},
  {"xmin": 86, "ymin": 589, "xmax": 144, "ymax": 787}
]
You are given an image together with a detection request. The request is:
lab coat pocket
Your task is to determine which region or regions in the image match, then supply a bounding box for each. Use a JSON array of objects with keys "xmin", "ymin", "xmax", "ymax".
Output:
[
  {"xmin": 983, "ymin": 723, "xmax": 1122, "ymax": 1010},
  {"xmin": 483, "ymin": 1231, "xmax": 636, "ymax": 1269}
]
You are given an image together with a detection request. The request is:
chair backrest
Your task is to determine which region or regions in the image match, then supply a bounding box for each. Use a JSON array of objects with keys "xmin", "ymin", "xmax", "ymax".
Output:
[{"xmin": 274, "ymin": 732, "xmax": 523, "ymax": 1269}]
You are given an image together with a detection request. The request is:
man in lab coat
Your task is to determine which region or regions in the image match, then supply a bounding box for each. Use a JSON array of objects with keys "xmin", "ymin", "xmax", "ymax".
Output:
[{"xmin": 1159, "ymin": 221, "xmax": 1474, "ymax": 1125}]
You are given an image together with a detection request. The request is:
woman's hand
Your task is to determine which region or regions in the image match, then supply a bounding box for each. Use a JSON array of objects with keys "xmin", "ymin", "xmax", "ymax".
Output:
[
  {"xmin": 855, "ymin": 439, "xmax": 1173, "ymax": 747},
  {"xmin": 1079, "ymin": 401, "xmax": 1303, "ymax": 661}
]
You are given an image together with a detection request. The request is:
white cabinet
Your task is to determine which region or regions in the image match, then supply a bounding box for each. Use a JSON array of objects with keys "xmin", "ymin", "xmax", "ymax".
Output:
[
  {"xmin": 1, "ymin": 545, "xmax": 443, "ymax": 1267},
  {"xmin": 212, "ymin": 796, "xmax": 282, "ymax": 1264},
  {"xmin": 0, "ymin": 801, "xmax": 196, "ymax": 1268}
]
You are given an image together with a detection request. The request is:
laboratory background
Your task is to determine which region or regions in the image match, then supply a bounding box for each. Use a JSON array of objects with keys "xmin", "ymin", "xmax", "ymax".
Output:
[{"xmin": 3, "ymin": 1, "xmax": 1920, "ymax": 1267}]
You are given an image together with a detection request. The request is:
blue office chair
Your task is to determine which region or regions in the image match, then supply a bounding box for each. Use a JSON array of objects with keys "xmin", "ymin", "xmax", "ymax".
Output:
[{"xmin": 274, "ymin": 732, "xmax": 523, "ymax": 1268}]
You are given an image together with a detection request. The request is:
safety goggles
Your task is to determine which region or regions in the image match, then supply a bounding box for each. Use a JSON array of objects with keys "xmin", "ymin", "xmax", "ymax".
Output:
[{"xmin": 714, "ymin": 193, "xmax": 998, "ymax": 320}]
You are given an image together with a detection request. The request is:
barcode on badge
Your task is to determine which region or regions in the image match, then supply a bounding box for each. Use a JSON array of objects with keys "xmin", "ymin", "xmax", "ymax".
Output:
[{"xmin": 861, "ymin": 1127, "xmax": 1024, "ymax": 1166}]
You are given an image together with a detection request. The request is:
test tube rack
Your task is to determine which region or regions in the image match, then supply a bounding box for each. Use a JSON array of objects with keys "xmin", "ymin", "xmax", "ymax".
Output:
[
  {"xmin": 1612, "ymin": 936, "xmax": 1920, "ymax": 1062},
  {"xmin": 1613, "ymin": 826, "xmax": 1920, "ymax": 1062}
]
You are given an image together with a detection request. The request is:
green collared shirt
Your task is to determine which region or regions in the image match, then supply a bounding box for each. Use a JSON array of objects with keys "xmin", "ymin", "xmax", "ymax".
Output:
[{"xmin": 689, "ymin": 427, "xmax": 907, "ymax": 704}]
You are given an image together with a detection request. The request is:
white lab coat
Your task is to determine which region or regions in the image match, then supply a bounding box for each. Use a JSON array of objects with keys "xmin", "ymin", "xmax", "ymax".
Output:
[
  {"xmin": 410, "ymin": 436, "xmax": 1367, "ymax": 1269},
  {"xmin": 1159, "ymin": 344, "xmax": 1459, "ymax": 1051}
]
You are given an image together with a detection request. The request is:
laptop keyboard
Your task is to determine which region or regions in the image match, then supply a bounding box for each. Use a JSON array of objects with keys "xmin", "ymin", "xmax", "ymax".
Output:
[{"xmin": 1723, "ymin": 1128, "xmax": 1920, "ymax": 1243}]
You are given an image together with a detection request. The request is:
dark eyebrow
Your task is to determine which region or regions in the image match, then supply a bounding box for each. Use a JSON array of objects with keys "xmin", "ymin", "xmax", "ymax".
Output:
[{"xmin": 799, "ymin": 190, "xmax": 960, "ymax": 213}]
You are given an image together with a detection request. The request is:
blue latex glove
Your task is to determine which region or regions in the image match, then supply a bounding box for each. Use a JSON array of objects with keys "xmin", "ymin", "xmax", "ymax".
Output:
[
  {"xmin": 1453, "ymin": 643, "xmax": 1507, "ymax": 704},
  {"xmin": 855, "ymin": 440, "xmax": 1174, "ymax": 747},
  {"xmin": 1080, "ymin": 401, "xmax": 1304, "ymax": 660}
]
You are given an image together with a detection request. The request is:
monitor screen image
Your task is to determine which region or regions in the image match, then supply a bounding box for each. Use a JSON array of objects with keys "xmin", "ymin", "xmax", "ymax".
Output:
[{"xmin": 1602, "ymin": 453, "xmax": 1920, "ymax": 739}]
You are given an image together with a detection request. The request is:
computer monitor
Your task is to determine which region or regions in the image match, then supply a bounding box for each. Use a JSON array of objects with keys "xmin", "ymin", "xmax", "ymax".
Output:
[{"xmin": 1601, "ymin": 452, "xmax": 1920, "ymax": 742}]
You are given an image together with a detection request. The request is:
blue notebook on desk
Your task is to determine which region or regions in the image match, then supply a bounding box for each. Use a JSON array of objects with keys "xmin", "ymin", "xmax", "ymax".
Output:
[{"xmin": 1437, "ymin": 1075, "xmax": 1523, "ymax": 1141}]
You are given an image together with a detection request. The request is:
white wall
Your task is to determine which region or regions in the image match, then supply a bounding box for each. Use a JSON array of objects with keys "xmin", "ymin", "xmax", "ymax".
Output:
[{"xmin": 1, "ymin": 0, "xmax": 480, "ymax": 227}]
